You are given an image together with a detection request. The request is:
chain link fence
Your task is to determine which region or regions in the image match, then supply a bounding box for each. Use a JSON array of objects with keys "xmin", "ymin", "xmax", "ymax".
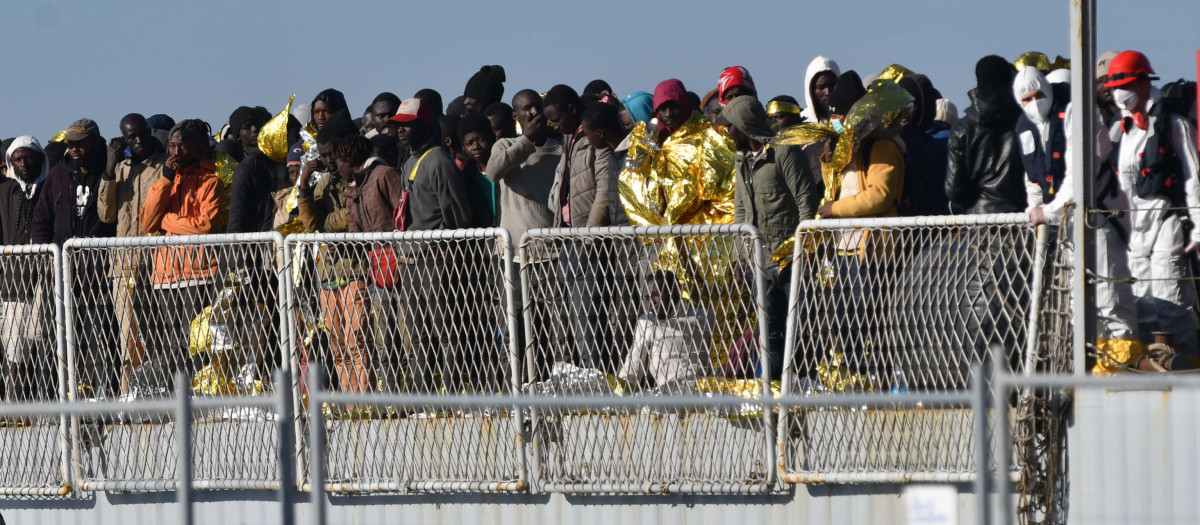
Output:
[
  {"xmin": 288, "ymin": 229, "xmax": 523, "ymax": 493},
  {"xmin": 777, "ymin": 214, "xmax": 1056, "ymax": 483},
  {"xmin": 520, "ymin": 225, "xmax": 774, "ymax": 493},
  {"xmin": 0, "ymin": 244, "xmax": 69, "ymax": 496},
  {"xmin": 63, "ymin": 233, "xmax": 287, "ymax": 491}
]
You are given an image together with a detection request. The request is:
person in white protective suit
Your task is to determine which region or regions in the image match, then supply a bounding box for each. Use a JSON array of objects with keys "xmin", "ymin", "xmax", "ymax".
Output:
[
  {"xmin": 1105, "ymin": 51, "xmax": 1200, "ymax": 368},
  {"xmin": 1012, "ymin": 67, "xmax": 1155, "ymax": 373}
]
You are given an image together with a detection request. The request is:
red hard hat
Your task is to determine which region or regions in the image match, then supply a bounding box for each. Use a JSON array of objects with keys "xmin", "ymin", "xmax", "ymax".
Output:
[{"xmin": 1104, "ymin": 50, "xmax": 1157, "ymax": 88}]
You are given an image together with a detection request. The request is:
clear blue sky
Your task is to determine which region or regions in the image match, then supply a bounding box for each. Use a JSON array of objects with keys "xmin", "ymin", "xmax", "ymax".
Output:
[{"xmin": 0, "ymin": 0, "xmax": 1196, "ymax": 142}]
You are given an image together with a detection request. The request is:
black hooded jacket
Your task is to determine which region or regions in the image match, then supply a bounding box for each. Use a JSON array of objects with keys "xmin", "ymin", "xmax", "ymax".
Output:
[
  {"xmin": 31, "ymin": 136, "xmax": 116, "ymax": 246},
  {"xmin": 945, "ymin": 88, "xmax": 1027, "ymax": 214}
]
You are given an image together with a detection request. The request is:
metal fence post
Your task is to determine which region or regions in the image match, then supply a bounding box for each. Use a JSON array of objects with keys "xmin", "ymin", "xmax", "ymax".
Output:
[
  {"xmin": 972, "ymin": 364, "xmax": 990, "ymax": 525},
  {"xmin": 1069, "ymin": 0, "xmax": 1097, "ymax": 376},
  {"xmin": 991, "ymin": 350, "xmax": 1013, "ymax": 525},
  {"xmin": 281, "ymin": 234, "xmax": 308, "ymax": 500},
  {"xmin": 60, "ymin": 241, "xmax": 83, "ymax": 491},
  {"xmin": 48, "ymin": 244, "xmax": 72, "ymax": 494},
  {"xmin": 308, "ymin": 366, "xmax": 326, "ymax": 525},
  {"xmin": 276, "ymin": 369, "xmax": 295, "ymax": 525},
  {"xmin": 175, "ymin": 373, "xmax": 193, "ymax": 525},
  {"xmin": 1023, "ymin": 225, "xmax": 1049, "ymax": 375},
  {"xmin": 776, "ymin": 225, "xmax": 807, "ymax": 485},
  {"xmin": 749, "ymin": 227, "xmax": 776, "ymax": 487}
]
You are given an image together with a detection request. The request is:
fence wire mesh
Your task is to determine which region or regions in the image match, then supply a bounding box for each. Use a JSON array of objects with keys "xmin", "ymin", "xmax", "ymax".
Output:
[
  {"xmin": 0, "ymin": 245, "xmax": 68, "ymax": 495},
  {"xmin": 288, "ymin": 230, "xmax": 522, "ymax": 493},
  {"xmin": 1015, "ymin": 212, "xmax": 1075, "ymax": 525},
  {"xmin": 64, "ymin": 234, "xmax": 285, "ymax": 491},
  {"xmin": 778, "ymin": 214, "xmax": 1053, "ymax": 483},
  {"xmin": 520, "ymin": 226, "xmax": 773, "ymax": 494}
]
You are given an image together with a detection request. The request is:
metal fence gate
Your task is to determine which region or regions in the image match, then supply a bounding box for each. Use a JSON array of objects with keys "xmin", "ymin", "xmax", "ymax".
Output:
[
  {"xmin": 288, "ymin": 229, "xmax": 524, "ymax": 493},
  {"xmin": 520, "ymin": 225, "xmax": 774, "ymax": 493},
  {"xmin": 0, "ymin": 244, "xmax": 68, "ymax": 496},
  {"xmin": 63, "ymin": 233, "xmax": 288, "ymax": 491},
  {"xmin": 777, "ymin": 214, "xmax": 1053, "ymax": 483}
]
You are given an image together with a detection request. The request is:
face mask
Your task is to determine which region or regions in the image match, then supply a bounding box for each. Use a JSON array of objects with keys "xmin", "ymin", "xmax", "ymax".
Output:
[
  {"xmin": 1023, "ymin": 98, "xmax": 1052, "ymax": 125},
  {"xmin": 1112, "ymin": 88, "xmax": 1139, "ymax": 112},
  {"xmin": 832, "ymin": 120, "xmax": 845, "ymax": 134}
]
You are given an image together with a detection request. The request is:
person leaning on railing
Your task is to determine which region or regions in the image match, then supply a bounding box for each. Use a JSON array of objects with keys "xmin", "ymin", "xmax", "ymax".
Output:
[
  {"xmin": 0, "ymin": 136, "xmax": 48, "ymax": 402},
  {"xmin": 723, "ymin": 95, "xmax": 821, "ymax": 381},
  {"xmin": 813, "ymin": 79, "xmax": 907, "ymax": 374},
  {"xmin": 137, "ymin": 120, "xmax": 222, "ymax": 391},
  {"xmin": 99, "ymin": 113, "xmax": 167, "ymax": 396},
  {"xmin": 32, "ymin": 119, "xmax": 118, "ymax": 398},
  {"xmin": 312, "ymin": 132, "xmax": 382, "ymax": 395}
]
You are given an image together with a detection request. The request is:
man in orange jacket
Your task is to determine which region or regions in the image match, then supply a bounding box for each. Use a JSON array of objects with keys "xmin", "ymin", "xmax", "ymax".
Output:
[{"xmin": 138, "ymin": 119, "xmax": 223, "ymax": 388}]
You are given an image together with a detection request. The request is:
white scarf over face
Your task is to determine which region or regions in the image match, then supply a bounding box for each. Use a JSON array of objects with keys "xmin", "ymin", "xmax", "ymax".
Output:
[
  {"xmin": 5, "ymin": 135, "xmax": 49, "ymax": 199},
  {"xmin": 1012, "ymin": 67, "xmax": 1053, "ymax": 126}
]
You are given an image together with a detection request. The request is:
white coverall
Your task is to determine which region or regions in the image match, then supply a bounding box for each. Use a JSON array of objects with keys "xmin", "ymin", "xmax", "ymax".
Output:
[
  {"xmin": 1013, "ymin": 68, "xmax": 1139, "ymax": 342},
  {"xmin": 1111, "ymin": 86, "xmax": 1200, "ymax": 353}
]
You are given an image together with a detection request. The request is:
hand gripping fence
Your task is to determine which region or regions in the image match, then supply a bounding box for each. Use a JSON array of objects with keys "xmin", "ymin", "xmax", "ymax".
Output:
[
  {"xmin": 519, "ymin": 225, "xmax": 776, "ymax": 494},
  {"xmin": 285, "ymin": 228, "xmax": 524, "ymax": 493},
  {"xmin": 777, "ymin": 214, "xmax": 1056, "ymax": 484},
  {"xmin": 62, "ymin": 233, "xmax": 290, "ymax": 492}
]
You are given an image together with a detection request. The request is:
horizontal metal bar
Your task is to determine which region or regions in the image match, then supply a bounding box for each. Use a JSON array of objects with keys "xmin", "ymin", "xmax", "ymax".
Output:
[
  {"xmin": 0, "ymin": 399, "xmax": 179, "ymax": 417},
  {"xmin": 797, "ymin": 213, "xmax": 1030, "ymax": 230},
  {"xmin": 0, "ymin": 396, "xmax": 282, "ymax": 417},
  {"xmin": 997, "ymin": 373, "xmax": 1200, "ymax": 390},
  {"xmin": 78, "ymin": 479, "xmax": 280, "ymax": 492},
  {"xmin": 779, "ymin": 470, "xmax": 1021, "ymax": 484},
  {"xmin": 300, "ymin": 480, "xmax": 526, "ymax": 493},
  {"xmin": 287, "ymin": 228, "xmax": 506, "ymax": 243},
  {"xmin": 525, "ymin": 223, "xmax": 761, "ymax": 239},
  {"xmin": 309, "ymin": 392, "xmax": 976, "ymax": 409},
  {"xmin": 64, "ymin": 232, "xmax": 282, "ymax": 249},
  {"xmin": 0, "ymin": 243, "xmax": 58, "ymax": 256},
  {"xmin": 538, "ymin": 482, "xmax": 774, "ymax": 495},
  {"xmin": 0, "ymin": 484, "xmax": 72, "ymax": 496}
]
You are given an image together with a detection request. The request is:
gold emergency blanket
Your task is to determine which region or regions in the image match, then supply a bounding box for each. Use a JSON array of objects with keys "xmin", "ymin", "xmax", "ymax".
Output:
[
  {"xmin": 619, "ymin": 114, "xmax": 742, "ymax": 369},
  {"xmin": 259, "ymin": 95, "xmax": 295, "ymax": 164},
  {"xmin": 189, "ymin": 284, "xmax": 271, "ymax": 395},
  {"xmin": 619, "ymin": 114, "xmax": 736, "ymax": 227},
  {"xmin": 770, "ymin": 80, "xmax": 914, "ymax": 266}
]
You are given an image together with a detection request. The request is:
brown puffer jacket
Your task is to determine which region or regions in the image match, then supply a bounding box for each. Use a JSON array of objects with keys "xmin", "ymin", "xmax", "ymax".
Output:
[{"xmin": 548, "ymin": 130, "xmax": 608, "ymax": 227}]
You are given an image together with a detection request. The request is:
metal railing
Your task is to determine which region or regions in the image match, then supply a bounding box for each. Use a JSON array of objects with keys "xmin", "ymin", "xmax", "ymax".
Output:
[
  {"xmin": 62, "ymin": 233, "xmax": 289, "ymax": 492},
  {"xmin": 519, "ymin": 225, "xmax": 774, "ymax": 494},
  {"xmin": 778, "ymin": 214, "xmax": 1055, "ymax": 484},
  {"xmin": 285, "ymin": 229, "xmax": 524, "ymax": 493},
  {"xmin": 0, "ymin": 244, "xmax": 68, "ymax": 496},
  {"xmin": 0, "ymin": 218, "xmax": 1077, "ymax": 500}
]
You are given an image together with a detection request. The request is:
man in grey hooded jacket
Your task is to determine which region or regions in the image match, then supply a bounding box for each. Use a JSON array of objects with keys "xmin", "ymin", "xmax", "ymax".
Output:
[{"xmin": 723, "ymin": 95, "xmax": 821, "ymax": 380}]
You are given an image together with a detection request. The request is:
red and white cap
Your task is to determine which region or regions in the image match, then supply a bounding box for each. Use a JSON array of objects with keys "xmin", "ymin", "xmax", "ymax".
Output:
[{"xmin": 389, "ymin": 98, "xmax": 434, "ymax": 125}]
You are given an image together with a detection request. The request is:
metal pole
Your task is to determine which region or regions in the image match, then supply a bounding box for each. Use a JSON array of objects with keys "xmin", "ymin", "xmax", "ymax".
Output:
[
  {"xmin": 308, "ymin": 366, "xmax": 326, "ymax": 525},
  {"xmin": 61, "ymin": 244, "xmax": 83, "ymax": 488},
  {"xmin": 1069, "ymin": 0, "xmax": 1098, "ymax": 375},
  {"xmin": 50, "ymin": 245, "xmax": 72, "ymax": 492},
  {"xmin": 276, "ymin": 369, "xmax": 295, "ymax": 525},
  {"xmin": 991, "ymin": 351, "xmax": 1014, "ymax": 525},
  {"xmin": 972, "ymin": 365, "xmax": 990, "ymax": 525},
  {"xmin": 750, "ymin": 229, "xmax": 776, "ymax": 487},
  {"xmin": 176, "ymin": 373, "xmax": 193, "ymax": 525}
]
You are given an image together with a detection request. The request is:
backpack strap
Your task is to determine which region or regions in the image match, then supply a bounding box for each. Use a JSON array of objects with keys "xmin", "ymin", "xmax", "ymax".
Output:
[{"xmin": 408, "ymin": 148, "xmax": 438, "ymax": 182}]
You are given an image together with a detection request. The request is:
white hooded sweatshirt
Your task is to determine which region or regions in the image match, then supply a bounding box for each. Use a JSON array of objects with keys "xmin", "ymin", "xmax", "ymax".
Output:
[
  {"xmin": 5, "ymin": 136, "xmax": 49, "ymax": 199},
  {"xmin": 1012, "ymin": 67, "xmax": 1114, "ymax": 225},
  {"xmin": 800, "ymin": 56, "xmax": 841, "ymax": 124}
]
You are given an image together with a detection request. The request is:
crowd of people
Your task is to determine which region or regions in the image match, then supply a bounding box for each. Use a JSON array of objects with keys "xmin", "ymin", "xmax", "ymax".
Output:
[{"xmin": 0, "ymin": 49, "xmax": 1196, "ymax": 402}]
